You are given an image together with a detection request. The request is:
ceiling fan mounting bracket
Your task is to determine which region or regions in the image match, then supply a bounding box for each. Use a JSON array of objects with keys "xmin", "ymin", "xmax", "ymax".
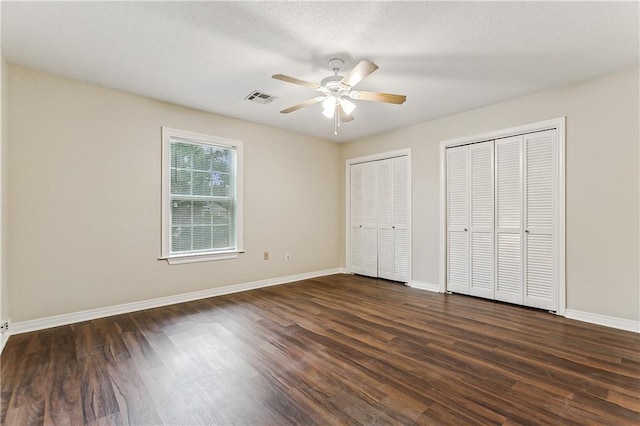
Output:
[{"xmin": 328, "ymin": 58, "xmax": 344, "ymax": 73}]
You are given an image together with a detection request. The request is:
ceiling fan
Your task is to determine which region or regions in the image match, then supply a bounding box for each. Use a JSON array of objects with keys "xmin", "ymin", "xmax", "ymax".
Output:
[{"xmin": 273, "ymin": 58, "xmax": 406, "ymax": 135}]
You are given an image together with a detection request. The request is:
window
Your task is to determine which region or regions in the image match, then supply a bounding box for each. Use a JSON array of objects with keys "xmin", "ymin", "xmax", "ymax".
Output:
[{"xmin": 161, "ymin": 127, "xmax": 243, "ymax": 264}]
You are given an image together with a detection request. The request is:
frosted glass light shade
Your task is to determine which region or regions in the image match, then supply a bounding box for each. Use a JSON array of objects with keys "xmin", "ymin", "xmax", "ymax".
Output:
[
  {"xmin": 340, "ymin": 98, "xmax": 356, "ymax": 115},
  {"xmin": 322, "ymin": 96, "xmax": 336, "ymax": 118}
]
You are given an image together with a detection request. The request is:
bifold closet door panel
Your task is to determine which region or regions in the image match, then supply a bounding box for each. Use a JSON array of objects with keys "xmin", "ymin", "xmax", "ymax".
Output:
[
  {"xmin": 446, "ymin": 146, "xmax": 470, "ymax": 294},
  {"xmin": 351, "ymin": 155, "xmax": 410, "ymax": 283},
  {"xmin": 445, "ymin": 128, "xmax": 558, "ymax": 310},
  {"xmin": 350, "ymin": 163, "xmax": 365, "ymax": 275},
  {"xmin": 524, "ymin": 130, "xmax": 557, "ymax": 310},
  {"xmin": 392, "ymin": 156, "xmax": 410, "ymax": 282},
  {"xmin": 350, "ymin": 162, "xmax": 378, "ymax": 278},
  {"xmin": 377, "ymin": 159, "xmax": 394, "ymax": 280},
  {"xmin": 361, "ymin": 161, "xmax": 379, "ymax": 277},
  {"xmin": 469, "ymin": 141, "xmax": 494, "ymax": 299},
  {"xmin": 378, "ymin": 156, "xmax": 410, "ymax": 282},
  {"xmin": 495, "ymin": 136, "xmax": 524, "ymax": 305}
]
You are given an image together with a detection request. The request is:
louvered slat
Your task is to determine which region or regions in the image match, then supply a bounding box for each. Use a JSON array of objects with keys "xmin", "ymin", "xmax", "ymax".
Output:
[
  {"xmin": 447, "ymin": 147, "xmax": 468, "ymax": 228},
  {"xmin": 393, "ymin": 156, "xmax": 409, "ymax": 229},
  {"xmin": 394, "ymin": 229, "xmax": 410, "ymax": 279},
  {"xmin": 496, "ymin": 233, "xmax": 522, "ymax": 299},
  {"xmin": 526, "ymin": 234, "xmax": 554, "ymax": 299},
  {"xmin": 363, "ymin": 227, "xmax": 378, "ymax": 277},
  {"xmin": 448, "ymin": 231, "xmax": 469, "ymax": 293},
  {"xmin": 377, "ymin": 159, "xmax": 393, "ymax": 228},
  {"xmin": 363, "ymin": 162, "xmax": 378, "ymax": 226},
  {"xmin": 526, "ymin": 133, "xmax": 554, "ymax": 229},
  {"xmin": 472, "ymin": 233, "xmax": 493, "ymax": 291},
  {"xmin": 496, "ymin": 138, "xmax": 522, "ymax": 229},
  {"xmin": 378, "ymin": 227, "xmax": 394, "ymax": 279},
  {"xmin": 470, "ymin": 143, "xmax": 493, "ymax": 229},
  {"xmin": 350, "ymin": 163, "xmax": 363, "ymax": 224},
  {"xmin": 351, "ymin": 226, "xmax": 363, "ymax": 272}
]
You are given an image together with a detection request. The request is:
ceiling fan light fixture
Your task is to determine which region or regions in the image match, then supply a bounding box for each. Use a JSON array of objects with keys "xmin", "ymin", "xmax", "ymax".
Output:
[
  {"xmin": 273, "ymin": 58, "xmax": 406, "ymax": 135},
  {"xmin": 340, "ymin": 98, "xmax": 356, "ymax": 115},
  {"xmin": 322, "ymin": 96, "xmax": 337, "ymax": 118}
]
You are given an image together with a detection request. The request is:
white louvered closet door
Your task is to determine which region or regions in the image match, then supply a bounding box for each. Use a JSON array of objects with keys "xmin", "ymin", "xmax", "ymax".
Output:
[
  {"xmin": 350, "ymin": 155, "xmax": 410, "ymax": 283},
  {"xmin": 350, "ymin": 163, "xmax": 365, "ymax": 275},
  {"xmin": 469, "ymin": 142, "xmax": 494, "ymax": 299},
  {"xmin": 377, "ymin": 159, "xmax": 394, "ymax": 280},
  {"xmin": 523, "ymin": 130, "xmax": 557, "ymax": 310},
  {"xmin": 361, "ymin": 161, "xmax": 379, "ymax": 278},
  {"xmin": 378, "ymin": 156, "xmax": 410, "ymax": 282},
  {"xmin": 495, "ymin": 135, "xmax": 524, "ymax": 305},
  {"xmin": 447, "ymin": 145, "xmax": 470, "ymax": 295},
  {"xmin": 392, "ymin": 156, "xmax": 410, "ymax": 282}
]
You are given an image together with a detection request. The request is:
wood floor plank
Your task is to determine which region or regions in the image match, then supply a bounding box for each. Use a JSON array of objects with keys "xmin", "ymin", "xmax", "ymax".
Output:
[
  {"xmin": 2, "ymin": 274, "xmax": 639, "ymax": 425},
  {"xmin": 43, "ymin": 326, "xmax": 83, "ymax": 425}
]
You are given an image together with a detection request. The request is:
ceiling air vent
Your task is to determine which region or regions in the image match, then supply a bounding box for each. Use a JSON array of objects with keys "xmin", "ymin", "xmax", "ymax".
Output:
[{"xmin": 244, "ymin": 90, "xmax": 278, "ymax": 104}]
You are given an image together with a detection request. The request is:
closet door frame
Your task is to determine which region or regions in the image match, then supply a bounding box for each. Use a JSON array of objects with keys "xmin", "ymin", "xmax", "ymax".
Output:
[
  {"xmin": 346, "ymin": 149, "xmax": 412, "ymax": 284},
  {"xmin": 439, "ymin": 118, "xmax": 566, "ymax": 315}
]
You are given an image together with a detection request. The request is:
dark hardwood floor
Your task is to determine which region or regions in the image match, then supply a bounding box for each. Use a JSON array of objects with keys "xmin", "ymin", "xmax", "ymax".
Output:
[{"xmin": 1, "ymin": 274, "xmax": 639, "ymax": 425}]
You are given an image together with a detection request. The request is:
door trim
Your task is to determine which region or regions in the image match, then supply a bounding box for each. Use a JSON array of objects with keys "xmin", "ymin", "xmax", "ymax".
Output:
[
  {"xmin": 346, "ymin": 149, "xmax": 412, "ymax": 283},
  {"xmin": 439, "ymin": 118, "xmax": 566, "ymax": 315}
]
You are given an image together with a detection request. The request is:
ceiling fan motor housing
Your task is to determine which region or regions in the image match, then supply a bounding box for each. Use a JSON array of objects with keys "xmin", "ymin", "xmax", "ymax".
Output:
[
  {"xmin": 321, "ymin": 58, "xmax": 352, "ymax": 96},
  {"xmin": 321, "ymin": 75, "xmax": 350, "ymax": 94}
]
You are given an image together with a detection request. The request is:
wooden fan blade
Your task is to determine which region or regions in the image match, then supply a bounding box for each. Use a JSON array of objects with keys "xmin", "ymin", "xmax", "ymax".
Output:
[
  {"xmin": 280, "ymin": 97, "xmax": 324, "ymax": 114},
  {"xmin": 272, "ymin": 74, "xmax": 322, "ymax": 90},
  {"xmin": 353, "ymin": 90, "xmax": 406, "ymax": 104},
  {"xmin": 339, "ymin": 106, "xmax": 354, "ymax": 122},
  {"xmin": 340, "ymin": 60, "xmax": 379, "ymax": 88}
]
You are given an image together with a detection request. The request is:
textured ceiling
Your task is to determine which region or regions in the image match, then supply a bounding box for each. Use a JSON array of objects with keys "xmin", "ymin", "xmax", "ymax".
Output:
[{"xmin": 2, "ymin": 1, "xmax": 638, "ymax": 142}]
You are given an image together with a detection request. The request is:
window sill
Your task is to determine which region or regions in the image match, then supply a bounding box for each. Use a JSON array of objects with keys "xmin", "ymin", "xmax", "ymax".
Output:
[{"xmin": 160, "ymin": 250, "xmax": 244, "ymax": 265}]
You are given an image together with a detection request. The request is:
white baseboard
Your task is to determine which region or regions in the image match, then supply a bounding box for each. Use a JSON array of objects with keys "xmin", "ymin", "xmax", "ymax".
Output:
[
  {"xmin": 409, "ymin": 280, "xmax": 442, "ymax": 293},
  {"xmin": 565, "ymin": 309, "xmax": 639, "ymax": 333},
  {"xmin": 0, "ymin": 331, "xmax": 9, "ymax": 354},
  {"xmin": 9, "ymin": 268, "xmax": 344, "ymax": 336}
]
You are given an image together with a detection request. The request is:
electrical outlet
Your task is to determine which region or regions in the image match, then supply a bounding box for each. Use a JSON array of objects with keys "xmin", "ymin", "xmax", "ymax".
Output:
[
  {"xmin": 263, "ymin": 251, "xmax": 269, "ymax": 261},
  {"xmin": 0, "ymin": 321, "xmax": 9, "ymax": 332},
  {"xmin": 285, "ymin": 253, "xmax": 291, "ymax": 261}
]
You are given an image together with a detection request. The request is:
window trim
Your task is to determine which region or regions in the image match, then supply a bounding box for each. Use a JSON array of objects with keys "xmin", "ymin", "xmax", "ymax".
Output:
[{"xmin": 160, "ymin": 127, "xmax": 244, "ymax": 264}]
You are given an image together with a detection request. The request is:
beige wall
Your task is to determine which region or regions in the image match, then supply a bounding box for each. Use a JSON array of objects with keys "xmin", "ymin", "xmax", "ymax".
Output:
[
  {"xmin": 6, "ymin": 63, "xmax": 639, "ymax": 325},
  {"xmin": 1, "ymin": 56, "xmax": 8, "ymax": 328},
  {"xmin": 342, "ymin": 66, "xmax": 640, "ymax": 322},
  {"xmin": 7, "ymin": 65, "xmax": 342, "ymax": 322}
]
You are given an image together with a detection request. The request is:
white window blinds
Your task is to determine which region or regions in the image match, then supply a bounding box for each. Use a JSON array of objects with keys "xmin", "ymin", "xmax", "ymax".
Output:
[{"xmin": 161, "ymin": 128, "xmax": 243, "ymax": 264}]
